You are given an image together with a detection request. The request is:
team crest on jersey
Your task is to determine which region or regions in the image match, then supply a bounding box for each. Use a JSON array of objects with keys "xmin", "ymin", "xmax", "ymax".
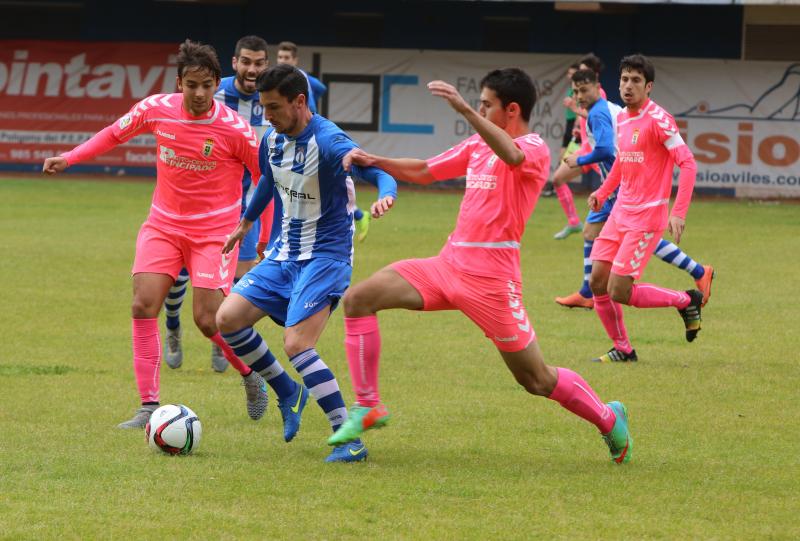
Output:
[
  {"xmin": 631, "ymin": 129, "xmax": 640, "ymax": 145},
  {"xmin": 488, "ymin": 154, "xmax": 498, "ymax": 167},
  {"xmin": 118, "ymin": 114, "xmax": 132, "ymax": 130},
  {"xmin": 202, "ymin": 138, "xmax": 214, "ymax": 157},
  {"xmin": 295, "ymin": 149, "xmax": 306, "ymax": 165}
]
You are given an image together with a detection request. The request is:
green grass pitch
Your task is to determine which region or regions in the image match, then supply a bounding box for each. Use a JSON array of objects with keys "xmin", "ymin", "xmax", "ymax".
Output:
[{"xmin": 1, "ymin": 177, "xmax": 798, "ymax": 539}]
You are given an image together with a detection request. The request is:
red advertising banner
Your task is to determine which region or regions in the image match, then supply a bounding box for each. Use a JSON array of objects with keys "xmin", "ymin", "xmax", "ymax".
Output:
[{"xmin": 0, "ymin": 40, "xmax": 178, "ymax": 172}]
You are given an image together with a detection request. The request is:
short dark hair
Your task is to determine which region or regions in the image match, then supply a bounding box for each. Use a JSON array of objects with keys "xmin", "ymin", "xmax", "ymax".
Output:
[
  {"xmin": 619, "ymin": 54, "xmax": 655, "ymax": 83},
  {"xmin": 256, "ymin": 63, "xmax": 308, "ymax": 102},
  {"xmin": 479, "ymin": 68, "xmax": 536, "ymax": 122},
  {"xmin": 177, "ymin": 39, "xmax": 221, "ymax": 80},
  {"xmin": 277, "ymin": 41, "xmax": 298, "ymax": 56},
  {"xmin": 235, "ymin": 35, "xmax": 268, "ymax": 57},
  {"xmin": 579, "ymin": 53, "xmax": 604, "ymax": 74},
  {"xmin": 571, "ymin": 68, "xmax": 598, "ymax": 85},
  {"xmin": 568, "ymin": 62, "xmax": 581, "ymax": 71}
]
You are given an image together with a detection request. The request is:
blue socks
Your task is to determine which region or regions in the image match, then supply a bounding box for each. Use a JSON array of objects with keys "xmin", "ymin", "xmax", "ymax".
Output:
[
  {"xmin": 579, "ymin": 240, "xmax": 593, "ymax": 298},
  {"xmin": 290, "ymin": 348, "xmax": 348, "ymax": 432},
  {"xmin": 222, "ymin": 328, "xmax": 297, "ymax": 399},
  {"xmin": 654, "ymin": 240, "xmax": 705, "ymax": 279},
  {"xmin": 164, "ymin": 268, "xmax": 190, "ymax": 330}
]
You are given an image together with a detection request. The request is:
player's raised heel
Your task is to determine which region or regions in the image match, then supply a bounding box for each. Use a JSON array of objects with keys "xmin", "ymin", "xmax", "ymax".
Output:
[
  {"xmin": 210, "ymin": 343, "xmax": 228, "ymax": 373},
  {"xmin": 602, "ymin": 401, "xmax": 632, "ymax": 464},
  {"xmin": 592, "ymin": 347, "xmax": 638, "ymax": 363},
  {"xmin": 327, "ymin": 403, "xmax": 391, "ymax": 446},
  {"xmin": 241, "ymin": 371, "xmax": 268, "ymax": 421},
  {"xmin": 164, "ymin": 326, "xmax": 183, "ymax": 369},
  {"xmin": 695, "ymin": 265, "xmax": 715, "ymax": 307},
  {"xmin": 678, "ymin": 289, "xmax": 703, "ymax": 342},
  {"xmin": 117, "ymin": 404, "xmax": 157, "ymax": 429},
  {"xmin": 555, "ymin": 291, "xmax": 594, "ymax": 309},
  {"xmin": 278, "ymin": 383, "xmax": 309, "ymax": 442},
  {"xmin": 325, "ymin": 439, "xmax": 369, "ymax": 463},
  {"xmin": 553, "ymin": 223, "xmax": 583, "ymax": 240}
]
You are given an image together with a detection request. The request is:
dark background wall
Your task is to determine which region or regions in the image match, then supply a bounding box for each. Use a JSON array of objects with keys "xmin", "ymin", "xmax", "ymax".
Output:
[{"xmin": 2, "ymin": 0, "xmax": 743, "ymax": 99}]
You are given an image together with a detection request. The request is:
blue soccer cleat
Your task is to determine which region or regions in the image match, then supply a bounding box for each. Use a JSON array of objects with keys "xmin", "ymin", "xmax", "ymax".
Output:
[
  {"xmin": 325, "ymin": 439, "xmax": 368, "ymax": 463},
  {"xmin": 602, "ymin": 401, "xmax": 633, "ymax": 464},
  {"xmin": 277, "ymin": 383, "xmax": 309, "ymax": 442}
]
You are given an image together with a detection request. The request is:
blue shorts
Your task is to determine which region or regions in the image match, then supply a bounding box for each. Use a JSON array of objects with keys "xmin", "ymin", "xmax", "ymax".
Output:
[
  {"xmin": 239, "ymin": 216, "xmax": 261, "ymax": 262},
  {"xmin": 233, "ymin": 257, "xmax": 351, "ymax": 327},
  {"xmin": 586, "ymin": 197, "xmax": 615, "ymax": 224}
]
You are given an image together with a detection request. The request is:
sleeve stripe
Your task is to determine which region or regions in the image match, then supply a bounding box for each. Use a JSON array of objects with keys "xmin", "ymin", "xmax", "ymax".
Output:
[{"xmin": 664, "ymin": 133, "xmax": 686, "ymax": 150}]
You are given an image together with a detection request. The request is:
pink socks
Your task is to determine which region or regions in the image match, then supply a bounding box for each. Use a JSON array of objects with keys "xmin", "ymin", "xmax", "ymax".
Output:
[
  {"xmin": 344, "ymin": 315, "xmax": 382, "ymax": 407},
  {"xmin": 209, "ymin": 332, "xmax": 251, "ymax": 376},
  {"xmin": 132, "ymin": 318, "xmax": 161, "ymax": 404},
  {"xmin": 593, "ymin": 294, "xmax": 633, "ymax": 353},
  {"xmin": 548, "ymin": 367, "xmax": 615, "ymax": 434},
  {"xmin": 555, "ymin": 183, "xmax": 581, "ymax": 227},
  {"xmin": 629, "ymin": 284, "xmax": 690, "ymax": 309}
]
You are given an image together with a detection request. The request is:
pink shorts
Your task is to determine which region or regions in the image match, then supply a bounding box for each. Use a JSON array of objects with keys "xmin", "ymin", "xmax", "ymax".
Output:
[
  {"xmin": 590, "ymin": 212, "xmax": 663, "ymax": 280},
  {"xmin": 132, "ymin": 221, "xmax": 240, "ymax": 294},
  {"xmin": 391, "ymin": 256, "xmax": 535, "ymax": 352}
]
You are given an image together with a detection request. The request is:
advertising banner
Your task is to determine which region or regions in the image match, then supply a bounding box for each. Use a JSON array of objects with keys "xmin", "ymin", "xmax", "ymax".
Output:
[
  {"xmin": 1, "ymin": 40, "xmax": 797, "ymax": 197},
  {"xmin": 0, "ymin": 40, "xmax": 176, "ymax": 172}
]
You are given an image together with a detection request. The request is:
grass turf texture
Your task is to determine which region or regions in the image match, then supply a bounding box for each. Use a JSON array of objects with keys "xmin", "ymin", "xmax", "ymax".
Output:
[{"xmin": 1, "ymin": 177, "xmax": 798, "ymax": 539}]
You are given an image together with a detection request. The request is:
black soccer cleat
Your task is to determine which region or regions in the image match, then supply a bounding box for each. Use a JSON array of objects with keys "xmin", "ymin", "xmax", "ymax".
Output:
[
  {"xmin": 592, "ymin": 348, "xmax": 638, "ymax": 363},
  {"xmin": 678, "ymin": 289, "xmax": 703, "ymax": 342}
]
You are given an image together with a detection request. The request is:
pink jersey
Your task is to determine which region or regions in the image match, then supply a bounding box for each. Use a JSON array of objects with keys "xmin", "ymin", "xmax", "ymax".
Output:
[
  {"xmin": 62, "ymin": 93, "xmax": 260, "ymax": 236},
  {"xmin": 595, "ymin": 98, "xmax": 696, "ymax": 231},
  {"xmin": 426, "ymin": 133, "xmax": 550, "ymax": 281}
]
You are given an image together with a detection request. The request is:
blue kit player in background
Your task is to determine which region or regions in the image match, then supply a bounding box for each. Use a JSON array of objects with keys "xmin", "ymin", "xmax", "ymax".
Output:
[
  {"xmin": 277, "ymin": 40, "xmax": 371, "ymax": 243},
  {"xmin": 216, "ymin": 64, "xmax": 397, "ymax": 462},
  {"xmin": 162, "ymin": 35, "xmax": 273, "ymax": 373},
  {"xmin": 555, "ymin": 68, "xmax": 714, "ymax": 315}
]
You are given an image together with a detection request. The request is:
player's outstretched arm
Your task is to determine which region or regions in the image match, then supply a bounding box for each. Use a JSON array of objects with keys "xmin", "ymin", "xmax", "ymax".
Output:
[
  {"xmin": 344, "ymin": 148, "xmax": 436, "ymax": 185},
  {"xmin": 427, "ymin": 80, "xmax": 524, "ymax": 166},
  {"xmin": 349, "ymin": 164, "xmax": 398, "ymax": 219}
]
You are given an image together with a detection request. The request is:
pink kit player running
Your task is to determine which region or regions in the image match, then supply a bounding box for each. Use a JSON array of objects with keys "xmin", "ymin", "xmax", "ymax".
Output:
[
  {"xmin": 42, "ymin": 40, "xmax": 269, "ymax": 428},
  {"xmin": 587, "ymin": 54, "xmax": 704, "ymax": 364},
  {"xmin": 327, "ymin": 68, "xmax": 634, "ymax": 465}
]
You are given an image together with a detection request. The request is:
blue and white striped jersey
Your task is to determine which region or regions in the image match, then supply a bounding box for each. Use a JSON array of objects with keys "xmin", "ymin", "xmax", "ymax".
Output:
[
  {"xmin": 214, "ymin": 76, "xmax": 269, "ymax": 202},
  {"xmin": 577, "ymin": 97, "xmax": 622, "ymax": 180},
  {"xmin": 244, "ymin": 114, "xmax": 397, "ymax": 264}
]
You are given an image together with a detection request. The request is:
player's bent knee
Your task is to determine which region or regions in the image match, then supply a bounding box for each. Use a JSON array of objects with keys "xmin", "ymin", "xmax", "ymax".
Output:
[
  {"xmin": 215, "ymin": 305, "xmax": 238, "ymax": 334},
  {"xmin": 342, "ymin": 285, "xmax": 373, "ymax": 316},
  {"xmin": 131, "ymin": 298, "xmax": 160, "ymax": 319},
  {"xmin": 193, "ymin": 311, "xmax": 217, "ymax": 337},
  {"xmin": 283, "ymin": 338, "xmax": 311, "ymax": 359}
]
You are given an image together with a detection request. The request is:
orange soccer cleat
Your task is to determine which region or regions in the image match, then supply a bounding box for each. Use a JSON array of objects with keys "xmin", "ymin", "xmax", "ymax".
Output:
[
  {"xmin": 555, "ymin": 292, "xmax": 594, "ymax": 309},
  {"xmin": 695, "ymin": 265, "xmax": 715, "ymax": 307}
]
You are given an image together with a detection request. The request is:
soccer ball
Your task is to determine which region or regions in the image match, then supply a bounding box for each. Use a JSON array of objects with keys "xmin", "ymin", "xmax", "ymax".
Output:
[{"xmin": 145, "ymin": 404, "xmax": 202, "ymax": 455}]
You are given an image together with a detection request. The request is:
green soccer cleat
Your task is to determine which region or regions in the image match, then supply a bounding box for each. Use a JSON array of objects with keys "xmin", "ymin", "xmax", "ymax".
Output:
[
  {"xmin": 327, "ymin": 403, "xmax": 391, "ymax": 446},
  {"xmin": 602, "ymin": 401, "xmax": 632, "ymax": 464},
  {"xmin": 354, "ymin": 211, "xmax": 370, "ymax": 243},
  {"xmin": 553, "ymin": 223, "xmax": 583, "ymax": 240},
  {"xmin": 678, "ymin": 289, "xmax": 703, "ymax": 342}
]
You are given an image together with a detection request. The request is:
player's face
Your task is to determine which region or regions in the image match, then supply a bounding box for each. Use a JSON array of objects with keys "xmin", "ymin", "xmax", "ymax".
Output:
[
  {"xmin": 572, "ymin": 81, "xmax": 600, "ymax": 109},
  {"xmin": 478, "ymin": 87, "xmax": 512, "ymax": 129},
  {"xmin": 260, "ymin": 89, "xmax": 306, "ymax": 135},
  {"xmin": 277, "ymin": 50, "xmax": 298, "ymax": 66},
  {"xmin": 177, "ymin": 69, "xmax": 219, "ymax": 116},
  {"xmin": 233, "ymin": 48, "xmax": 268, "ymax": 94},
  {"xmin": 619, "ymin": 68, "xmax": 653, "ymax": 109}
]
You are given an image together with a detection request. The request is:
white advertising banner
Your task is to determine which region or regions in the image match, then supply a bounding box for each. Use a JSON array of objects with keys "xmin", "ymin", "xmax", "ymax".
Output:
[{"xmin": 307, "ymin": 46, "xmax": 800, "ymax": 198}]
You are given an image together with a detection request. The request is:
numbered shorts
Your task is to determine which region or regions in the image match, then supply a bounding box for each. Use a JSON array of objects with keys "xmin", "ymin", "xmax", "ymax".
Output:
[
  {"xmin": 590, "ymin": 213, "xmax": 663, "ymax": 280},
  {"xmin": 132, "ymin": 221, "xmax": 239, "ymax": 294},
  {"xmin": 391, "ymin": 256, "xmax": 535, "ymax": 353},
  {"xmin": 232, "ymin": 257, "xmax": 351, "ymax": 328}
]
